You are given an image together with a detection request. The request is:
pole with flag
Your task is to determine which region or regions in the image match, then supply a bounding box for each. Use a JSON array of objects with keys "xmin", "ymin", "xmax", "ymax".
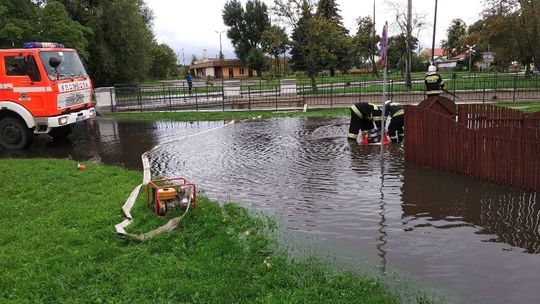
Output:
[{"xmin": 380, "ymin": 21, "xmax": 389, "ymax": 152}]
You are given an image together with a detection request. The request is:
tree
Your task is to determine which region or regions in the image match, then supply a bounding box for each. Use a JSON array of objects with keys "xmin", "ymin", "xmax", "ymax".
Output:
[
  {"xmin": 44, "ymin": 0, "xmax": 155, "ymax": 85},
  {"xmin": 316, "ymin": 0, "xmax": 344, "ymax": 26},
  {"xmin": 223, "ymin": 0, "xmax": 270, "ymax": 76},
  {"xmin": 149, "ymin": 43, "xmax": 178, "ymax": 79},
  {"xmin": 247, "ymin": 47, "xmax": 265, "ymax": 75},
  {"xmin": 89, "ymin": 0, "xmax": 154, "ymax": 85},
  {"xmin": 261, "ymin": 25, "xmax": 288, "ymax": 76},
  {"xmin": 272, "ymin": 0, "xmax": 313, "ymax": 30},
  {"xmin": 290, "ymin": 1, "xmax": 340, "ymax": 90},
  {"xmin": 0, "ymin": 0, "xmax": 40, "ymax": 47},
  {"xmin": 315, "ymin": 0, "xmax": 352, "ymax": 76},
  {"xmin": 353, "ymin": 17, "xmax": 380, "ymax": 77},
  {"xmin": 441, "ymin": 19, "xmax": 467, "ymax": 58},
  {"xmin": 476, "ymin": 1, "xmax": 534, "ymax": 74},
  {"xmin": 40, "ymin": 1, "xmax": 91, "ymax": 60}
]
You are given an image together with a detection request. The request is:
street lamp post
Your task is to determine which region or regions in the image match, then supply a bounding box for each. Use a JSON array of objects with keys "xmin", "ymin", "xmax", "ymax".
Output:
[{"xmin": 466, "ymin": 44, "xmax": 476, "ymax": 74}]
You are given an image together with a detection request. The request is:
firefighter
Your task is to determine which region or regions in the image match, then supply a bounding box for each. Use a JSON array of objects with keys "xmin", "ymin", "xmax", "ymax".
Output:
[
  {"xmin": 424, "ymin": 65, "xmax": 444, "ymax": 96},
  {"xmin": 384, "ymin": 100, "xmax": 404, "ymax": 142},
  {"xmin": 347, "ymin": 102, "xmax": 382, "ymax": 142}
]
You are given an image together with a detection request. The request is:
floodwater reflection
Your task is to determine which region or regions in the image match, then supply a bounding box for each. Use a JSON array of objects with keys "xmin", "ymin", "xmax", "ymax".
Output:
[
  {"xmin": 402, "ymin": 165, "xmax": 540, "ymax": 254},
  {"xmin": 0, "ymin": 118, "xmax": 225, "ymax": 169},
  {"xmin": 2, "ymin": 116, "xmax": 539, "ymax": 304}
]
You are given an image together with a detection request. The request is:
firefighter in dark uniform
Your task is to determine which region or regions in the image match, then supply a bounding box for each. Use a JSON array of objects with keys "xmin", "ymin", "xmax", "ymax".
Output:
[
  {"xmin": 347, "ymin": 102, "xmax": 382, "ymax": 141},
  {"xmin": 424, "ymin": 65, "xmax": 444, "ymax": 96},
  {"xmin": 384, "ymin": 100, "xmax": 404, "ymax": 142}
]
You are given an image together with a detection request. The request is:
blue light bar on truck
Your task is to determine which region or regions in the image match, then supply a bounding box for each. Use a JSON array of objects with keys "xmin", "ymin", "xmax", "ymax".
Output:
[{"xmin": 23, "ymin": 42, "xmax": 64, "ymax": 49}]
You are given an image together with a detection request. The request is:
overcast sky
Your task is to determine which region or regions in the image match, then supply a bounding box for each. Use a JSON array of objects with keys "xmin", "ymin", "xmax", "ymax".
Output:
[{"xmin": 145, "ymin": 0, "xmax": 484, "ymax": 64}]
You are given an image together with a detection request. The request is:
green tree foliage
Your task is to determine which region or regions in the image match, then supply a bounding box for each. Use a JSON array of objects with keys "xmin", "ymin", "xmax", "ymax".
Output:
[
  {"xmin": 149, "ymin": 43, "xmax": 178, "ymax": 80},
  {"xmin": 386, "ymin": 34, "xmax": 419, "ymax": 74},
  {"xmin": 223, "ymin": 0, "xmax": 270, "ymax": 76},
  {"xmin": 41, "ymin": 0, "xmax": 154, "ymax": 85},
  {"xmin": 0, "ymin": 0, "xmax": 40, "ymax": 47},
  {"xmin": 316, "ymin": 0, "xmax": 344, "ymax": 26},
  {"xmin": 472, "ymin": 0, "xmax": 533, "ymax": 72},
  {"xmin": 272, "ymin": 0, "xmax": 309, "ymax": 30},
  {"xmin": 261, "ymin": 25, "xmax": 288, "ymax": 76},
  {"xmin": 315, "ymin": 0, "xmax": 352, "ymax": 76},
  {"xmin": 441, "ymin": 19, "xmax": 467, "ymax": 57},
  {"xmin": 290, "ymin": 1, "xmax": 341, "ymax": 90},
  {"xmin": 353, "ymin": 17, "xmax": 379, "ymax": 77},
  {"xmin": 98, "ymin": 0, "xmax": 153, "ymax": 84},
  {"xmin": 40, "ymin": 1, "xmax": 91, "ymax": 60},
  {"xmin": 247, "ymin": 47, "xmax": 265, "ymax": 75}
]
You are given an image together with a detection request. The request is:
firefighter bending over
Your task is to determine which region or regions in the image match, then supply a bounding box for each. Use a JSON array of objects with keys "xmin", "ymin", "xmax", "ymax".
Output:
[
  {"xmin": 425, "ymin": 65, "xmax": 444, "ymax": 96},
  {"xmin": 347, "ymin": 102, "xmax": 382, "ymax": 142},
  {"xmin": 384, "ymin": 101, "xmax": 404, "ymax": 142}
]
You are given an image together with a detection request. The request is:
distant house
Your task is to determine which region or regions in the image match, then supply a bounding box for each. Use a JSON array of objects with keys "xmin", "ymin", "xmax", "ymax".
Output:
[
  {"xmin": 190, "ymin": 49, "xmax": 257, "ymax": 79},
  {"xmin": 424, "ymin": 48, "xmax": 447, "ymax": 62},
  {"xmin": 423, "ymin": 48, "xmax": 459, "ymax": 71},
  {"xmin": 190, "ymin": 49, "xmax": 289, "ymax": 79}
]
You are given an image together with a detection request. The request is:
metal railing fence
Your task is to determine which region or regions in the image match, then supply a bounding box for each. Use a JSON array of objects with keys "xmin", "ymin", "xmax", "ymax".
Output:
[{"xmin": 111, "ymin": 74, "xmax": 540, "ymax": 112}]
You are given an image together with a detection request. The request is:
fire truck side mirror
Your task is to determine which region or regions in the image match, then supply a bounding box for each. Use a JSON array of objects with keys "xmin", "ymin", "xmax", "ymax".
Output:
[{"xmin": 49, "ymin": 57, "xmax": 61, "ymax": 69}]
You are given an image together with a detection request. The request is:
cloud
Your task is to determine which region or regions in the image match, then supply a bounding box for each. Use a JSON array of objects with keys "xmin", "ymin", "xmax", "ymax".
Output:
[{"xmin": 146, "ymin": 0, "xmax": 483, "ymax": 61}]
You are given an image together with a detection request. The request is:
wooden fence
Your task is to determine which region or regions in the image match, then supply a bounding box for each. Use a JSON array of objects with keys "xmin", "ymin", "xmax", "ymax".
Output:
[{"xmin": 405, "ymin": 102, "xmax": 540, "ymax": 191}]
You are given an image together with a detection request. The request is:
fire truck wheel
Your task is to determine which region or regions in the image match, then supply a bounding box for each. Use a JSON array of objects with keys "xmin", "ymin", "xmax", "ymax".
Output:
[
  {"xmin": 0, "ymin": 117, "xmax": 33, "ymax": 150},
  {"xmin": 48, "ymin": 125, "xmax": 73, "ymax": 139}
]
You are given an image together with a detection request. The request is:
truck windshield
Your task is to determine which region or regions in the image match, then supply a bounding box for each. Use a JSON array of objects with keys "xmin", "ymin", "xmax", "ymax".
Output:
[{"xmin": 39, "ymin": 51, "xmax": 88, "ymax": 81}]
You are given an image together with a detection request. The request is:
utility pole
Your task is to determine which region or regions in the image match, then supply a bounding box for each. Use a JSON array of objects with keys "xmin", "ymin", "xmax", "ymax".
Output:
[
  {"xmin": 182, "ymin": 48, "xmax": 185, "ymax": 66},
  {"xmin": 431, "ymin": 0, "xmax": 438, "ymax": 63},
  {"xmin": 405, "ymin": 0, "xmax": 412, "ymax": 89},
  {"xmin": 215, "ymin": 30, "xmax": 224, "ymax": 60},
  {"xmin": 216, "ymin": 30, "xmax": 226, "ymax": 106}
]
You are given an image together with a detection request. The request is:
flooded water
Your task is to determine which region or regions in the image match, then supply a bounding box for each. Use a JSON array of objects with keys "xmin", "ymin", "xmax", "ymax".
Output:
[{"xmin": 2, "ymin": 117, "xmax": 539, "ymax": 304}]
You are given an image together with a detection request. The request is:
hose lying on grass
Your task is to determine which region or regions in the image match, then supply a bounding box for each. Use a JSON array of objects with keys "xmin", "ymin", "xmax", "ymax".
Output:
[{"xmin": 114, "ymin": 120, "xmax": 236, "ymax": 241}]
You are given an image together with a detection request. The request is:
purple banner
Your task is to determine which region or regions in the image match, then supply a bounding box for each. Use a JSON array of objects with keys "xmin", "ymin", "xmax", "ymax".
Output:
[{"xmin": 380, "ymin": 23, "xmax": 388, "ymax": 67}]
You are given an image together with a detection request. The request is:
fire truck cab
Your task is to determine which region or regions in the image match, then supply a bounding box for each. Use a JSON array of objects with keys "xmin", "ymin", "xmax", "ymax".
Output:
[{"xmin": 0, "ymin": 42, "xmax": 95, "ymax": 150}]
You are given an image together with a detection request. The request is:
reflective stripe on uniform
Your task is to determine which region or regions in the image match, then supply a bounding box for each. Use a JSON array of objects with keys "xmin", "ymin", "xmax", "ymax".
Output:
[
  {"xmin": 427, "ymin": 90, "xmax": 443, "ymax": 95},
  {"xmin": 348, "ymin": 133, "xmax": 357, "ymax": 139},
  {"xmin": 394, "ymin": 109, "xmax": 404, "ymax": 116},
  {"xmin": 425, "ymin": 75, "xmax": 440, "ymax": 83},
  {"xmin": 372, "ymin": 116, "xmax": 382, "ymax": 121},
  {"xmin": 351, "ymin": 104, "xmax": 362, "ymax": 118}
]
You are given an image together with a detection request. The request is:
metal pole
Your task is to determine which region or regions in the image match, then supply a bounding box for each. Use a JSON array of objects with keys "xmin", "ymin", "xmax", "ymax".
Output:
[
  {"xmin": 216, "ymin": 30, "xmax": 225, "ymax": 111},
  {"xmin": 469, "ymin": 54, "xmax": 472, "ymax": 74},
  {"xmin": 431, "ymin": 0, "xmax": 438, "ymax": 63},
  {"xmin": 405, "ymin": 0, "xmax": 412, "ymax": 89},
  {"xmin": 381, "ymin": 21, "xmax": 388, "ymax": 153}
]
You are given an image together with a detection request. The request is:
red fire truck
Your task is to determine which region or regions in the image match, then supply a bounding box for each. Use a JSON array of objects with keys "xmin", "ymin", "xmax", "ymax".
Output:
[{"xmin": 0, "ymin": 42, "xmax": 95, "ymax": 150}]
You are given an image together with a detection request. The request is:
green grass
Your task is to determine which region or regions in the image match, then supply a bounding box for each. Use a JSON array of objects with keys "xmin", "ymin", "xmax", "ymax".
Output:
[
  {"xmin": 496, "ymin": 102, "xmax": 540, "ymax": 113},
  {"xmin": 108, "ymin": 107, "xmax": 350, "ymax": 122},
  {"xmin": 0, "ymin": 158, "xmax": 400, "ymax": 303}
]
